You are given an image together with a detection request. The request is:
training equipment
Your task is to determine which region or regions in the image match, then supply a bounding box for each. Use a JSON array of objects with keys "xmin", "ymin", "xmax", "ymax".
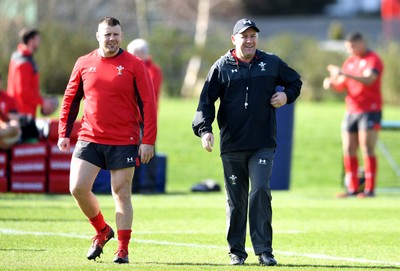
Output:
[
  {"xmin": 0, "ymin": 152, "xmax": 7, "ymax": 192},
  {"xmin": 10, "ymin": 143, "xmax": 47, "ymax": 193}
]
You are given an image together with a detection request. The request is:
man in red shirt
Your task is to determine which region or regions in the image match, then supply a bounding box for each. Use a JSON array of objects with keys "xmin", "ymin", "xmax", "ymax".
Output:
[
  {"xmin": 323, "ymin": 32, "xmax": 384, "ymax": 198},
  {"xmin": 58, "ymin": 17, "xmax": 157, "ymax": 264},
  {"xmin": 7, "ymin": 28, "xmax": 55, "ymax": 141},
  {"xmin": 7, "ymin": 29, "xmax": 54, "ymax": 117}
]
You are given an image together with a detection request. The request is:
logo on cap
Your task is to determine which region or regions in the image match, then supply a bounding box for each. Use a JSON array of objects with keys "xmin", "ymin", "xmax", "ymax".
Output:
[{"xmin": 243, "ymin": 19, "xmax": 252, "ymax": 25}]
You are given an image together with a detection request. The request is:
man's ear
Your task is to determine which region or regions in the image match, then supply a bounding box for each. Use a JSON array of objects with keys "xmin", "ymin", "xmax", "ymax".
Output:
[
  {"xmin": 96, "ymin": 32, "xmax": 99, "ymax": 41},
  {"xmin": 231, "ymin": 35, "xmax": 236, "ymax": 46}
]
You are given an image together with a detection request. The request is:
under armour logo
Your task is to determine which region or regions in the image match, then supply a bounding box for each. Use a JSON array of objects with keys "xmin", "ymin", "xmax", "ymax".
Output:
[
  {"xmin": 259, "ymin": 62, "xmax": 266, "ymax": 71},
  {"xmin": 229, "ymin": 175, "xmax": 237, "ymax": 185},
  {"xmin": 258, "ymin": 159, "xmax": 267, "ymax": 165},
  {"xmin": 243, "ymin": 19, "xmax": 252, "ymax": 25},
  {"xmin": 116, "ymin": 65, "xmax": 124, "ymax": 75},
  {"xmin": 231, "ymin": 69, "xmax": 238, "ymax": 73},
  {"xmin": 89, "ymin": 67, "xmax": 96, "ymax": 72},
  {"xmin": 126, "ymin": 157, "xmax": 134, "ymax": 163}
]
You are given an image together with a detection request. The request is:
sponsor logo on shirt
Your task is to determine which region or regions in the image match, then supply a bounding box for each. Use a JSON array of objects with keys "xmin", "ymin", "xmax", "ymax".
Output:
[{"xmin": 89, "ymin": 67, "xmax": 96, "ymax": 73}]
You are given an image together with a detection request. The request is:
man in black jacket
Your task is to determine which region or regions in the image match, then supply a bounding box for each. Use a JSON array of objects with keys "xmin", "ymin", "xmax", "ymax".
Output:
[{"xmin": 192, "ymin": 18, "xmax": 302, "ymax": 266}]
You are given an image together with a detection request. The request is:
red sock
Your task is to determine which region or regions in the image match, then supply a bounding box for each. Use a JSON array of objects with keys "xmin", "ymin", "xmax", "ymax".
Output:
[
  {"xmin": 364, "ymin": 156, "xmax": 377, "ymax": 193},
  {"xmin": 117, "ymin": 230, "xmax": 132, "ymax": 253},
  {"xmin": 89, "ymin": 212, "xmax": 107, "ymax": 234},
  {"xmin": 344, "ymin": 156, "xmax": 358, "ymax": 193}
]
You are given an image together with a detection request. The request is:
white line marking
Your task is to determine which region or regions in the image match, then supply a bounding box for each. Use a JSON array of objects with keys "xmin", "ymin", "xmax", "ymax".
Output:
[
  {"xmin": 1, "ymin": 229, "xmax": 399, "ymax": 266},
  {"xmin": 131, "ymin": 229, "xmax": 303, "ymax": 235}
]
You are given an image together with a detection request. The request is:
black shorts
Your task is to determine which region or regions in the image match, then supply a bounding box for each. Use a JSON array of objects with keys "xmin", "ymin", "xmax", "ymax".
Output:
[
  {"xmin": 342, "ymin": 111, "xmax": 382, "ymax": 133},
  {"xmin": 73, "ymin": 140, "xmax": 139, "ymax": 170}
]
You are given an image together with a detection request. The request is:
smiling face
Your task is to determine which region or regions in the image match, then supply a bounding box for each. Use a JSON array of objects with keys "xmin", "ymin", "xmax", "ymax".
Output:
[
  {"xmin": 231, "ymin": 27, "xmax": 258, "ymax": 62},
  {"xmin": 96, "ymin": 22, "xmax": 123, "ymax": 57}
]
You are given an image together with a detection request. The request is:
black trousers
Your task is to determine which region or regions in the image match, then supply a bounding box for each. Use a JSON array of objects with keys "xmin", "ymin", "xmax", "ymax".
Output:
[{"xmin": 221, "ymin": 148, "xmax": 274, "ymax": 259}]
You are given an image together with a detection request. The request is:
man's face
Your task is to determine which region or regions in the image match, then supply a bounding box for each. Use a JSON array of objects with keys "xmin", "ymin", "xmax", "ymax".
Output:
[
  {"xmin": 96, "ymin": 23, "xmax": 123, "ymax": 57},
  {"xmin": 30, "ymin": 35, "xmax": 41, "ymax": 53},
  {"xmin": 231, "ymin": 28, "xmax": 258, "ymax": 62},
  {"xmin": 345, "ymin": 40, "xmax": 366, "ymax": 57}
]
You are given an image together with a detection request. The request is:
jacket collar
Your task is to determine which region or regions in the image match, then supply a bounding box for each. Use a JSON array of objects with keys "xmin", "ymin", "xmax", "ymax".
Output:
[{"xmin": 225, "ymin": 49, "xmax": 261, "ymax": 65}]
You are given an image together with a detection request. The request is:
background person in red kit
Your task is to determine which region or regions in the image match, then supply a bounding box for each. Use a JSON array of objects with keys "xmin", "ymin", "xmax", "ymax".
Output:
[
  {"xmin": 0, "ymin": 74, "xmax": 21, "ymax": 150},
  {"xmin": 323, "ymin": 32, "xmax": 384, "ymax": 198},
  {"xmin": 7, "ymin": 28, "xmax": 56, "ymax": 142},
  {"xmin": 127, "ymin": 38, "xmax": 163, "ymax": 193},
  {"xmin": 127, "ymin": 39, "xmax": 163, "ymax": 107},
  {"xmin": 57, "ymin": 17, "xmax": 157, "ymax": 264}
]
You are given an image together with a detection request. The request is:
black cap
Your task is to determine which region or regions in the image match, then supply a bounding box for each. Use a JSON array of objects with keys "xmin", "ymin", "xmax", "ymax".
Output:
[{"xmin": 233, "ymin": 18, "xmax": 260, "ymax": 35}]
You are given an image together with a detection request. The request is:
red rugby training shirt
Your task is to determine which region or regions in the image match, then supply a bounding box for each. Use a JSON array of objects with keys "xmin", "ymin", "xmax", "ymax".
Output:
[
  {"xmin": 7, "ymin": 44, "xmax": 43, "ymax": 117},
  {"xmin": 58, "ymin": 49, "xmax": 157, "ymax": 146},
  {"xmin": 332, "ymin": 51, "xmax": 383, "ymax": 113}
]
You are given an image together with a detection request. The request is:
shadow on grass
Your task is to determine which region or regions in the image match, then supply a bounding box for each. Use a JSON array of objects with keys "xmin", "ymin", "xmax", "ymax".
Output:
[
  {"xmin": 138, "ymin": 262, "xmax": 400, "ymax": 269},
  {"xmin": 142, "ymin": 262, "xmax": 227, "ymax": 267}
]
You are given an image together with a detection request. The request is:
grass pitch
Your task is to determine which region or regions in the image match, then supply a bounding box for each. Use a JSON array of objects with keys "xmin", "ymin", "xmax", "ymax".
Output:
[
  {"xmin": 1, "ymin": 192, "xmax": 400, "ymax": 270},
  {"xmin": 1, "ymin": 98, "xmax": 400, "ymax": 270}
]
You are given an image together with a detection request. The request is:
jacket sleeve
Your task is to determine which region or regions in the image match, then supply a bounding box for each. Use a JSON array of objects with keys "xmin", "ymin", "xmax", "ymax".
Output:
[
  {"xmin": 58, "ymin": 60, "xmax": 84, "ymax": 138},
  {"xmin": 276, "ymin": 58, "xmax": 302, "ymax": 104},
  {"xmin": 136, "ymin": 60, "xmax": 157, "ymax": 145},
  {"xmin": 192, "ymin": 64, "xmax": 221, "ymax": 137}
]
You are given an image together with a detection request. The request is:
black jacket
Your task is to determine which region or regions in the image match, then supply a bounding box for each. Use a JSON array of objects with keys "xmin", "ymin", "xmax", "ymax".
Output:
[{"xmin": 192, "ymin": 49, "xmax": 302, "ymax": 154}]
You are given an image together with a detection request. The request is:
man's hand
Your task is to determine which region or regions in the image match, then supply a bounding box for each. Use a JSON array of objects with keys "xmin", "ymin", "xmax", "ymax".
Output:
[
  {"xmin": 327, "ymin": 64, "xmax": 341, "ymax": 79},
  {"xmin": 323, "ymin": 77, "xmax": 332, "ymax": 90},
  {"xmin": 201, "ymin": 133, "xmax": 214, "ymax": 152},
  {"xmin": 139, "ymin": 144, "xmax": 154, "ymax": 164},
  {"xmin": 58, "ymin": 138, "xmax": 70, "ymax": 152},
  {"xmin": 270, "ymin": 92, "xmax": 287, "ymax": 108}
]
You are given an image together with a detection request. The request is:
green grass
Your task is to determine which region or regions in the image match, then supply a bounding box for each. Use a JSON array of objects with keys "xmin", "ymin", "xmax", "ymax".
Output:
[
  {"xmin": 1, "ymin": 98, "xmax": 400, "ymax": 270},
  {"xmin": 1, "ymin": 192, "xmax": 400, "ymax": 270}
]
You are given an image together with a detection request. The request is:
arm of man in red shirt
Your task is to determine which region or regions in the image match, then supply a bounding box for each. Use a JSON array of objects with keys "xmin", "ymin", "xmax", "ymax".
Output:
[{"xmin": 135, "ymin": 61, "xmax": 157, "ymax": 163}]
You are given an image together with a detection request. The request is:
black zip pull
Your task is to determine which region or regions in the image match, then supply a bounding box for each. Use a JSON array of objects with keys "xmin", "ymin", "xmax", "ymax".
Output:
[{"xmin": 244, "ymin": 89, "xmax": 249, "ymax": 109}]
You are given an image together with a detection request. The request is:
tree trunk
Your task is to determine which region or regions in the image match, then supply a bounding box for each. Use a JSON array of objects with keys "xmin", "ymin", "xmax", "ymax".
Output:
[
  {"xmin": 135, "ymin": 0, "xmax": 149, "ymax": 38},
  {"xmin": 180, "ymin": 0, "xmax": 210, "ymax": 98}
]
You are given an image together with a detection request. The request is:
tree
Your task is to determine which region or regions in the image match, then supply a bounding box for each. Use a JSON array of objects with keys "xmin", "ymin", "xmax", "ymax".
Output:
[
  {"xmin": 180, "ymin": 0, "xmax": 210, "ymax": 97},
  {"xmin": 179, "ymin": 0, "xmax": 240, "ymax": 97}
]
